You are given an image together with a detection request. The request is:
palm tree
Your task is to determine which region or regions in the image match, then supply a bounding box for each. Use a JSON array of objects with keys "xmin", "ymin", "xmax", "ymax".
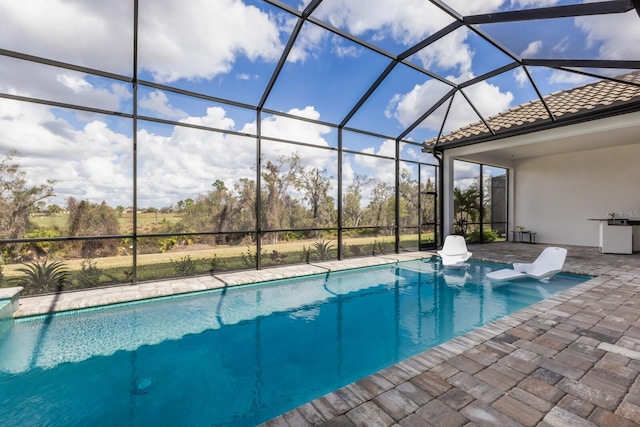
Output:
[{"xmin": 453, "ymin": 186, "xmax": 480, "ymax": 238}]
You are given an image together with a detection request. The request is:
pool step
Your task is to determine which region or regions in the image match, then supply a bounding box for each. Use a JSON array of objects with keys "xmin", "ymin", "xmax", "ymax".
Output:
[
  {"xmin": 0, "ymin": 287, "xmax": 23, "ymax": 335},
  {"xmin": 493, "ymin": 284, "xmax": 551, "ymax": 306}
]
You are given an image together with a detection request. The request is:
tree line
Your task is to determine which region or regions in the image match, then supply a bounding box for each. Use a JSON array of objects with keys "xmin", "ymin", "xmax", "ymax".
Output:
[{"xmin": 1, "ymin": 151, "xmax": 435, "ymax": 262}]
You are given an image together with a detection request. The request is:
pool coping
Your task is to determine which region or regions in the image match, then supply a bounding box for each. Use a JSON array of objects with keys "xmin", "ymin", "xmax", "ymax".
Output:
[{"xmin": 12, "ymin": 252, "xmax": 428, "ymax": 318}]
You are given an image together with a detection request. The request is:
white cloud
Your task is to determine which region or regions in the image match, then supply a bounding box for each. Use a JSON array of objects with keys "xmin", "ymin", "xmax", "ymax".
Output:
[
  {"xmin": 521, "ymin": 40, "xmax": 542, "ymax": 58},
  {"xmin": 135, "ymin": 128, "xmax": 256, "ymax": 207},
  {"xmin": 436, "ymin": 82, "xmax": 513, "ymax": 133},
  {"xmin": 0, "ymin": 92, "xmax": 339, "ymax": 209},
  {"xmin": 0, "ymin": 56, "xmax": 132, "ymax": 113},
  {"xmin": 0, "ymin": 0, "xmax": 133, "ymax": 73},
  {"xmin": 56, "ymin": 74, "xmax": 93, "ymax": 93},
  {"xmin": 444, "ymin": 0, "xmax": 506, "ymax": 15},
  {"xmin": 445, "ymin": 0, "xmax": 562, "ymax": 15},
  {"xmin": 511, "ymin": 0, "xmax": 560, "ymax": 7},
  {"xmin": 575, "ymin": 12, "xmax": 640, "ymax": 61},
  {"xmin": 386, "ymin": 79, "xmax": 452, "ymax": 127},
  {"xmin": 1, "ymin": 0, "xmax": 288, "ymax": 84},
  {"xmin": 138, "ymin": 0, "xmax": 284, "ymax": 82},
  {"xmin": 455, "ymin": 82, "xmax": 513, "ymax": 127},
  {"xmin": 138, "ymin": 90, "xmax": 188, "ymax": 120},
  {"xmin": 552, "ymin": 36, "xmax": 570, "ymax": 54},
  {"xmin": 414, "ymin": 28, "xmax": 474, "ymax": 75},
  {"xmin": 180, "ymin": 107, "xmax": 236, "ymax": 131},
  {"xmin": 386, "ymin": 72, "xmax": 513, "ymax": 131},
  {"xmin": 0, "ymin": 99, "xmax": 133, "ymax": 206},
  {"xmin": 354, "ymin": 140, "xmax": 397, "ymax": 194},
  {"xmin": 288, "ymin": 20, "xmax": 325, "ymax": 63},
  {"xmin": 514, "ymin": 67, "xmax": 529, "ymax": 87},
  {"xmin": 313, "ymin": 0, "xmax": 474, "ymax": 73},
  {"xmin": 453, "ymin": 160, "xmax": 480, "ymax": 189},
  {"xmin": 316, "ymin": 0, "xmax": 453, "ymax": 45},
  {"xmin": 243, "ymin": 106, "xmax": 328, "ymax": 141},
  {"xmin": 331, "ymin": 36, "xmax": 362, "ymax": 58},
  {"xmin": 548, "ymin": 70, "xmax": 591, "ymax": 85}
]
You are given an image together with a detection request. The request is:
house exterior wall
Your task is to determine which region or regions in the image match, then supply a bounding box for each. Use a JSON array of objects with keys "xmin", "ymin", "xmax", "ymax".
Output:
[{"xmin": 514, "ymin": 143, "xmax": 640, "ymax": 247}]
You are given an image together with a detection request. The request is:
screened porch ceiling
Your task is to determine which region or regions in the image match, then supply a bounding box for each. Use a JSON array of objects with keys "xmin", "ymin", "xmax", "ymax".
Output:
[
  {"xmin": 267, "ymin": 0, "xmax": 640, "ymax": 152},
  {"xmin": 2, "ymin": 0, "xmax": 640, "ymax": 156}
]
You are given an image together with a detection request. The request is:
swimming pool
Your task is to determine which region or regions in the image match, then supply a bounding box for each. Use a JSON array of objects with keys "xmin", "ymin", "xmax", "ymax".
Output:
[{"xmin": 0, "ymin": 259, "xmax": 588, "ymax": 426}]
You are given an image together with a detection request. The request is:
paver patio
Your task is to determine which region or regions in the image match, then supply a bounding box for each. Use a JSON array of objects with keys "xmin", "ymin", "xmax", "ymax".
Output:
[{"xmin": 261, "ymin": 243, "xmax": 640, "ymax": 427}]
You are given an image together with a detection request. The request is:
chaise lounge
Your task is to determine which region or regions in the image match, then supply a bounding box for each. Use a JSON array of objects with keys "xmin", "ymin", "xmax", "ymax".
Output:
[{"xmin": 486, "ymin": 246, "xmax": 567, "ymax": 282}]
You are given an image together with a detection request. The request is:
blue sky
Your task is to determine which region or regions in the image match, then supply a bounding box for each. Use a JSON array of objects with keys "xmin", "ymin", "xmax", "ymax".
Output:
[{"xmin": 0, "ymin": 0, "xmax": 639, "ymax": 207}]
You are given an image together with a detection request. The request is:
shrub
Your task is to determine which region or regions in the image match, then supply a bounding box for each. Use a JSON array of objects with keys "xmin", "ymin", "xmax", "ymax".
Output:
[
  {"xmin": 370, "ymin": 239, "xmax": 385, "ymax": 255},
  {"xmin": 209, "ymin": 254, "xmax": 226, "ymax": 273},
  {"xmin": 170, "ymin": 255, "xmax": 197, "ymax": 276},
  {"xmin": 269, "ymin": 250, "xmax": 286, "ymax": 264},
  {"xmin": 468, "ymin": 229, "xmax": 499, "ymax": 243},
  {"xmin": 78, "ymin": 258, "xmax": 102, "ymax": 287},
  {"xmin": 241, "ymin": 245, "xmax": 258, "ymax": 268}
]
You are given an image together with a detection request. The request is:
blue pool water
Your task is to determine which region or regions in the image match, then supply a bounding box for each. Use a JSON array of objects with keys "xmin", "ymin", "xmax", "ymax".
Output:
[{"xmin": 0, "ymin": 259, "xmax": 588, "ymax": 426}]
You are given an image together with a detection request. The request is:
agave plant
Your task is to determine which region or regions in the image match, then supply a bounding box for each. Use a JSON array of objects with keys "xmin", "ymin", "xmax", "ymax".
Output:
[
  {"xmin": 312, "ymin": 240, "xmax": 336, "ymax": 261},
  {"xmin": 14, "ymin": 259, "xmax": 70, "ymax": 294}
]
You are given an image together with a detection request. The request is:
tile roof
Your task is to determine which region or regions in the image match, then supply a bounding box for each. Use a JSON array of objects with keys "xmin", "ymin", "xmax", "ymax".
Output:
[{"xmin": 426, "ymin": 71, "xmax": 640, "ymax": 148}]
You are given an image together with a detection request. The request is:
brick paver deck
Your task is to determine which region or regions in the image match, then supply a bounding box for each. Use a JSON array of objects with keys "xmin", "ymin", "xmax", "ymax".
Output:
[{"xmin": 261, "ymin": 243, "xmax": 640, "ymax": 427}]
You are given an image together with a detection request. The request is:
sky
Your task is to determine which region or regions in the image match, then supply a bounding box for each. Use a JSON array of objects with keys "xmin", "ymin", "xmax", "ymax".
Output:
[{"xmin": 0, "ymin": 0, "xmax": 639, "ymax": 208}]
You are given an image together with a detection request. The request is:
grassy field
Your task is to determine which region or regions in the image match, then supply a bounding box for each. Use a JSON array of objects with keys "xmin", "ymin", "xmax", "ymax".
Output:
[
  {"xmin": 11, "ymin": 215, "xmax": 440, "ymax": 294},
  {"xmin": 31, "ymin": 213, "xmax": 183, "ymax": 234}
]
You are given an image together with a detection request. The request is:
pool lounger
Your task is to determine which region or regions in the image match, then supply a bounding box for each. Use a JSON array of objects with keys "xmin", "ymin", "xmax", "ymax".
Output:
[{"xmin": 487, "ymin": 247, "xmax": 567, "ymax": 282}]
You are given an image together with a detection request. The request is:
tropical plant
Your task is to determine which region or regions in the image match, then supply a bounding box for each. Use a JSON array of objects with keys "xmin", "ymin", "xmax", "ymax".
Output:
[
  {"xmin": 312, "ymin": 240, "xmax": 336, "ymax": 261},
  {"xmin": 453, "ymin": 186, "xmax": 480, "ymax": 238},
  {"xmin": 13, "ymin": 259, "xmax": 69, "ymax": 293}
]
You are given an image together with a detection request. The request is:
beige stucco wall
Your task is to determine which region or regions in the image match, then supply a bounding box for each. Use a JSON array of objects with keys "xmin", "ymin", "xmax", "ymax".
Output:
[{"xmin": 514, "ymin": 143, "xmax": 640, "ymax": 246}]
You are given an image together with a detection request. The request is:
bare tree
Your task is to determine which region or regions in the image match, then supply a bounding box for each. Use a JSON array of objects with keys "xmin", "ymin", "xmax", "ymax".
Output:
[
  {"xmin": 0, "ymin": 151, "xmax": 55, "ymax": 241},
  {"xmin": 261, "ymin": 153, "xmax": 301, "ymax": 243},
  {"xmin": 295, "ymin": 166, "xmax": 333, "ymax": 231},
  {"xmin": 342, "ymin": 174, "xmax": 370, "ymax": 228}
]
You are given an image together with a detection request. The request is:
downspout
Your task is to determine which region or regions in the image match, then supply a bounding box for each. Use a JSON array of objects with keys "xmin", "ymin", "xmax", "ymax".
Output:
[
  {"xmin": 395, "ymin": 137, "xmax": 400, "ymax": 254},
  {"xmin": 433, "ymin": 150, "xmax": 444, "ymax": 248},
  {"xmin": 479, "ymin": 164, "xmax": 484, "ymax": 244}
]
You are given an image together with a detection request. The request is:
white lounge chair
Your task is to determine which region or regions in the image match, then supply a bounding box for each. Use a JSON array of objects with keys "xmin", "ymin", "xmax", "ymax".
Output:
[
  {"xmin": 487, "ymin": 247, "xmax": 567, "ymax": 282},
  {"xmin": 437, "ymin": 235, "xmax": 472, "ymax": 267}
]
